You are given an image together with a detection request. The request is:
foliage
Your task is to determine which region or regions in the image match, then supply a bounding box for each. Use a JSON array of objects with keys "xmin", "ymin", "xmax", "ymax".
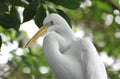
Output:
[
  {"xmin": 0, "ymin": 35, "xmax": 1, "ymax": 48},
  {"xmin": 0, "ymin": 0, "xmax": 82, "ymax": 31},
  {"xmin": 0, "ymin": 0, "xmax": 120, "ymax": 79}
]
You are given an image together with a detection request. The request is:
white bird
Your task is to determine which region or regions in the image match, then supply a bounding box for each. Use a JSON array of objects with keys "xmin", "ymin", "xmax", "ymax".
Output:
[{"xmin": 25, "ymin": 13, "xmax": 107, "ymax": 79}]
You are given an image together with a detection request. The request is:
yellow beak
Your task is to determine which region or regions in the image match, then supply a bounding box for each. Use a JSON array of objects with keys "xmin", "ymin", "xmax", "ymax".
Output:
[{"xmin": 25, "ymin": 26, "xmax": 48, "ymax": 48}]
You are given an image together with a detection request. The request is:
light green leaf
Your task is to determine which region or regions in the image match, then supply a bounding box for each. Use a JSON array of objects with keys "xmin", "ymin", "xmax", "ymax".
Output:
[{"xmin": 48, "ymin": 7, "xmax": 55, "ymax": 14}]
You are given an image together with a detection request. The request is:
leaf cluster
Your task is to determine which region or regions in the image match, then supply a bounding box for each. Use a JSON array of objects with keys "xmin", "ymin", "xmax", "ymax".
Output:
[{"xmin": 0, "ymin": 0, "xmax": 84, "ymax": 48}]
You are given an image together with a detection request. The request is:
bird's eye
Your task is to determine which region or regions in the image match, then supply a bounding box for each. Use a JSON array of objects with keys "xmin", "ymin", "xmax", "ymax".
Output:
[
  {"xmin": 50, "ymin": 21, "xmax": 54, "ymax": 25},
  {"xmin": 45, "ymin": 21, "xmax": 54, "ymax": 27}
]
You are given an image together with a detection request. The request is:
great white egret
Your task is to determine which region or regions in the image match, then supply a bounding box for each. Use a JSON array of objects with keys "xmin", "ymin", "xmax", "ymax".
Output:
[{"xmin": 25, "ymin": 13, "xmax": 107, "ymax": 79}]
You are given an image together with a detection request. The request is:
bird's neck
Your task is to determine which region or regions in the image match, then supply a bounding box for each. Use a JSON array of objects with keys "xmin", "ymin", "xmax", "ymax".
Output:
[
  {"xmin": 53, "ymin": 26, "xmax": 75, "ymax": 54},
  {"xmin": 55, "ymin": 24, "xmax": 76, "ymax": 48}
]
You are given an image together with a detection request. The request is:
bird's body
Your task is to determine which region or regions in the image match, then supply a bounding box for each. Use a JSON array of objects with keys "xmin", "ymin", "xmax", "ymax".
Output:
[
  {"xmin": 26, "ymin": 14, "xmax": 107, "ymax": 79},
  {"xmin": 43, "ymin": 30, "xmax": 107, "ymax": 79}
]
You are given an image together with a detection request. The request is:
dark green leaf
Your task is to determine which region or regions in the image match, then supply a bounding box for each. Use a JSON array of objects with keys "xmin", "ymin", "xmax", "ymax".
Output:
[
  {"xmin": 60, "ymin": 0, "xmax": 80, "ymax": 10},
  {"xmin": 47, "ymin": 0, "xmax": 65, "ymax": 5},
  {"xmin": 48, "ymin": 0, "xmax": 80, "ymax": 10},
  {"xmin": 8, "ymin": 0, "xmax": 23, "ymax": 6},
  {"xmin": 23, "ymin": 0, "xmax": 39, "ymax": 22},
  {"xmin": 0, "ymin": 6, "xmax": 21, "ymax": 31},
  {"xmin": 0, "ymin": 0, "xmax": 7, "ymax": 4},
  {"xmin": 0, "ymin": 3, "xmax": 8, "ymax": 15},
  {"xmin": 0, "ymin": 35, "xmax": 2, "ymax": 48},
  {"xmin": 34, "ymin": 5, "xmax": 46, "ymax": 28},
  {"xmin": 76, "ymin": 0, "xmax": 85, "ymax": 2},
  {"xmin": 57, "ymin": 9, "xmax": 72, "ymax": 28},
  {"xmin": 26, "ymin": 0, "xmax": 33, "ymax": 3}
]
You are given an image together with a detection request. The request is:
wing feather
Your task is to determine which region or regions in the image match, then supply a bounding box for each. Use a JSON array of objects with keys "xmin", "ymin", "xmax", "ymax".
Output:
[{"xmin": 78, "ymin": 39, "xmax": 107, "ymax": 79}]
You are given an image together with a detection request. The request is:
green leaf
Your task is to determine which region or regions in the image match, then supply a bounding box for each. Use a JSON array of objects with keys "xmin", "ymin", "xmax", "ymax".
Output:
[
  {"xmin": 93, "ymin": 1, "xmax": 113, "ymax": 13},
  {"xmin": 8, "ymin": 0, "xmax": 23, "ymax": 6},
  {"xmin": 0, "ymin": 35, "xmax": 2, "ymax": 48},
  {"xmin": 0, "ymin": 3, "xmax": 8, "ymax": 15},
  {"xmin": 0, "ymin": 6, "xmax": 21, "ymax": 31},
  {"xmin": 23, "ymin": 0, "xmax": 39, "ymax": 22},
  {"xmin": 48, "ymin": 0, "xmax": 80, "ymax": 10},
  {"xmin": 34, "ymin": 5, "xmax": 46, "ymax": 28},
  {"xmin": 57, "ymin": 9, "xmax": 72, "ymax": 28},
  {"xmin": 0, "ymin": 0, "xmax": 7, "ymax": 4},
  {"xmin": 60, "ymin": 0, "xmax": 80, "ymax": 10},
  {"xmin": 92, "ymin": 9, "xmax": 102, "ymax": 21},
  {"xmin": 67, "ymin": 10, "xmax": 83, "ymax": 20},
  {"xmin": 48, "ymin": 7, "xmax": 55, "ymax": 14},
  {"xmin": 76, "ymin": 0, "xmax": 85, "ymax": 2},
  {"xmin": 47, "ymin": 0, "xmax": 65, "ymax": 5}
]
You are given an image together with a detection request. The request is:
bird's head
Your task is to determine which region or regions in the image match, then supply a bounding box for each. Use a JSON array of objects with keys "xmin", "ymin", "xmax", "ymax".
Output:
[
  {"xmin": 43, "ymin": 13, "xmax": 69, "ymax": 33},
  {"xmin": 25, "ymin": 13, "xmax": 69, "ymax": 47}
]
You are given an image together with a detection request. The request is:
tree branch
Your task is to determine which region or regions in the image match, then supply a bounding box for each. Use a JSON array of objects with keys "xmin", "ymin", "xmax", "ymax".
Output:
[{"xmin": 108, "ymin": 0, "xmax": 120, "ymax": 11}]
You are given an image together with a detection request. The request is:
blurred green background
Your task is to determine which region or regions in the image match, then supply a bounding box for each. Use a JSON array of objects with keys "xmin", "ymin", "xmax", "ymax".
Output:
[{"xmin": 0, "ymin": 0, "xmax": 120, "ymax": 79}]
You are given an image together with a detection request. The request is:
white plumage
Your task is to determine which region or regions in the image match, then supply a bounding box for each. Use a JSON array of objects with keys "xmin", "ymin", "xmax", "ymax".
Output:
[{"xmin": 26, "ymin": 13, "xmax": 107, "ymax": 79}]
